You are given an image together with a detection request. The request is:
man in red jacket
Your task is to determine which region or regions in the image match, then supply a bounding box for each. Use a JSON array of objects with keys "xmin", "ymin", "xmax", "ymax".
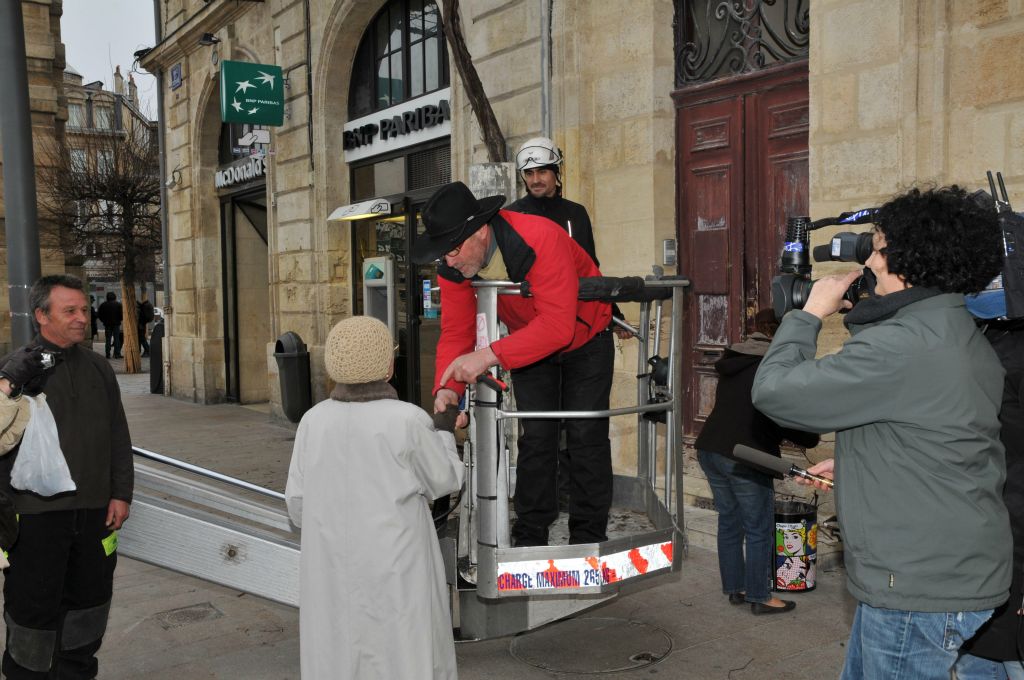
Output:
[{"xmin": 412, "ymin": 181, "xmax": 613, "ymax": 546}]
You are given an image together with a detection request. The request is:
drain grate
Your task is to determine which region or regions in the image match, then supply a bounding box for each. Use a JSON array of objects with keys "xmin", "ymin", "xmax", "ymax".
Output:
[
  {"xmin": 510, "ymin": 617, "xmax": 672, "ymax": 674},
  {"xmin": 152, "ymin": 602, "xmax": 224, "ymax": 630}
]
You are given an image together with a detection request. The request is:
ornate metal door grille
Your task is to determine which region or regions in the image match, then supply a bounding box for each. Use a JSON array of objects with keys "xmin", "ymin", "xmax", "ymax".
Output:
[{"xmin": 674, "ymin": 0, "xmax": 809, "ymax": 86}]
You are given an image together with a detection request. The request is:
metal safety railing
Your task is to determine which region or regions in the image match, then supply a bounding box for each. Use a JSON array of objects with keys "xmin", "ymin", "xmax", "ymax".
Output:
[{"xmin": 456, "ymin": 275, "xmax": 689, "ymax": 639}]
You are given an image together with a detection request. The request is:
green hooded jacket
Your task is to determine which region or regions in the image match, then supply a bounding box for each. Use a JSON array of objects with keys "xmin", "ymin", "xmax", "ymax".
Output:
[{"xmin": 752, "ymin": 293, "xmax": 1011, "ymax": 612}]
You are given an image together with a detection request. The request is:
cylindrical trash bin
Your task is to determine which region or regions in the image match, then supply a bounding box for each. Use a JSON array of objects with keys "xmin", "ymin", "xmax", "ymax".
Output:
[
  {"xmin": 149, "ymin": 317, "xmax": 164, "ymax": 394},
  {"xmin": 774, "ymin": 500, "xmax": 817, "ymax": 592},
  {"xmin": 274, "ymin": 331, "xmax": 311, "ymax": 423}
]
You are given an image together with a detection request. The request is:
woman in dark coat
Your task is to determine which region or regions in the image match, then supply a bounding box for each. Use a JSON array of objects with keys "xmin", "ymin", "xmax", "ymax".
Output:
[
  {"xmin": 957, "ymin": 321, "xmax": 1024, "ymax": 680},
  {"xmin": 694, "ymin": 333, "xmax": 819, "ymax": 615}
]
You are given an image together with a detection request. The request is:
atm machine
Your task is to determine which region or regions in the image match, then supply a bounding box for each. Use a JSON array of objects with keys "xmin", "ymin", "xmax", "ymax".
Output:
[{"xmin": 362, "ymin": 255, "xmax": 397, "ymax": 339}]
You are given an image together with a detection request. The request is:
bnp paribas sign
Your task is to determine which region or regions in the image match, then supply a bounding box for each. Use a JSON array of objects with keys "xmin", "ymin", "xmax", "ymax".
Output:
[{"xmin": 220, "ymin": 60, "xmax": 284, "ymax": 126}]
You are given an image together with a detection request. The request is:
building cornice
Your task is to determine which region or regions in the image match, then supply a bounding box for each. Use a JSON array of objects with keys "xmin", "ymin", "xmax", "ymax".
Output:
[{"xmin": 139, "ymin": 1, "xmax": 259, "ymax": 71}]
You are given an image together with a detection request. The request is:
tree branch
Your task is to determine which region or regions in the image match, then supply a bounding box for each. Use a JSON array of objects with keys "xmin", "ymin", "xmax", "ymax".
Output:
[{"xmin": 441, "ymin": 0, "xmax": 507, "ymax": 163}]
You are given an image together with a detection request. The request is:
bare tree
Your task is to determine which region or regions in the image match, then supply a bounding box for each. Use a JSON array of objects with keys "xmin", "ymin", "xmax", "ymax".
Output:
[
  {"xmin": 441, "ymin": 0, "xmax": 507, "ymax": 162},
  {"xmin": 39, "ymin": 122, "xmax": 161, "ymax": 374}
]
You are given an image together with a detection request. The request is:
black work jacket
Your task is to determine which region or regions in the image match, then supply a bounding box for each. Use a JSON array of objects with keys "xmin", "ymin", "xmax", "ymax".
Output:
[{"xmin": 0, "ymin": 337, "xmax": 133, "ymax": 512}]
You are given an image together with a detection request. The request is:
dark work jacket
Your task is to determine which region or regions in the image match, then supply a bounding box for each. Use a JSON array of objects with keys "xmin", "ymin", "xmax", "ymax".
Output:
[
  {"xmin": 0, "ymin": 336, "xmax": 134, "ymax": 512},
  {"xmin": 694, "ymin": 350, "xmax": 819, "ymax": 469},
  {"xmin": 97, "ymin": 299, "xmax": 122, "ymax": 328},
  {"xmin": 962, "ymin": 323, "xmax": 1024, "ymax": 661},
  {"xmin": 508, "ymin": 193, "xmax": 599, "ymax": 267}
]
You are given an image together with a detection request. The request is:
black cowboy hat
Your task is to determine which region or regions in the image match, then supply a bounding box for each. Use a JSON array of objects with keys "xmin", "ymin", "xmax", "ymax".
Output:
[{"xmin": 410, "ymin": 181, "xmax": 505, "ymax": 264}]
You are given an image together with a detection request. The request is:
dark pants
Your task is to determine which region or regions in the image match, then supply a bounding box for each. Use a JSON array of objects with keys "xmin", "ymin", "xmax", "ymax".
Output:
[
  {"xmin": 138, "ymin": 324, "xmax": 149, "ymax": 355},
  {"xmin": 103, "ymin": 326, "xmax": 122, "ymax": 358},
  {"xmin": 3, "ymin": 509, "xmax": 117, "ymax": 680},
  {"xmin": 511, "ymin": 331, "xmax": 614, "ymax": 545}
]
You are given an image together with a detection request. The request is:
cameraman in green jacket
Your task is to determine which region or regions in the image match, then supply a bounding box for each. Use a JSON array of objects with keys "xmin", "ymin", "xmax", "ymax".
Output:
[{"xmin": 752, "ymin": 186, "xmax": 1012, "ymax": 680}]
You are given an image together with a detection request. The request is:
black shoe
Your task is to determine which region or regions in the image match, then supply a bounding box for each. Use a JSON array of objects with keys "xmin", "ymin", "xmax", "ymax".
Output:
[
  {"xmin": 105, "ymin": 354, "xmax": 110, "ymax": 359},
  {"xmin": 114, "ymin": 354, "xmax": 122, "ymax": 359},
  {"xmin": 751, "ymin": 600, "xmax": 796, "ymax": 615},
  {"xmin": 728, "ymin": 593, "xmax": 746, "ymax": 605}
]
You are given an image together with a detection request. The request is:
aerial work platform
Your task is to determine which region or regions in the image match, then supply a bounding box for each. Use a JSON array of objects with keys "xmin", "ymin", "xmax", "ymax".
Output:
[{"xmin": 117, "ymin": 272, "xmax": 690, "ymax": 641}]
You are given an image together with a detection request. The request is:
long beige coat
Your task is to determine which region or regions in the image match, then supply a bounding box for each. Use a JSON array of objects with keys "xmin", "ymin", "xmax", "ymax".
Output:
[{"xmin": 285, "ymin": 395, "xmax": 463, "ymax": 680}]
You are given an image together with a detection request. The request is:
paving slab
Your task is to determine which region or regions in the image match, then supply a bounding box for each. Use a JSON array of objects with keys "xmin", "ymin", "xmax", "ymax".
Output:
[{"xmin": 0, "ymin": 353, "xmax": 853, "ymax": 678}]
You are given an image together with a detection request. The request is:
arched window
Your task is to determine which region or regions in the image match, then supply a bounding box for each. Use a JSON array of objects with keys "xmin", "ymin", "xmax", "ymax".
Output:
[{"xmin": 349, "ymin": 0, "xmax": 449, "ymax": 119}]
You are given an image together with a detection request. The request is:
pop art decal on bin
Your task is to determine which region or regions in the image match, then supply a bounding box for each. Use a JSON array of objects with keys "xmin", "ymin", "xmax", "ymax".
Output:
[
  {"xmin": 495, "ymin": 541, "xmax": 673, "ymax": 592},
  {"xmin": 775, "ymin": 520, "xmax": 816, "ymax": 590},
  {"xmin": 776, "ymin": 524, "xmax": 806, "ymax": 556}
]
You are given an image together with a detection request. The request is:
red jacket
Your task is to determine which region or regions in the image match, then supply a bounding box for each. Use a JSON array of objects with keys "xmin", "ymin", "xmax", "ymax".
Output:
[{"xmin": 435, "ymin": 210, "xmax": 611, "ymax": 396}]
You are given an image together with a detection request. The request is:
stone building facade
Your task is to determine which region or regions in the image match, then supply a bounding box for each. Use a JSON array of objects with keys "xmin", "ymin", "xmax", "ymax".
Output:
[
  {"xmin": 141, "ymin": 0, "xmax": 1024, "ymax": 474},
  {"xmin": 140, "ymin": 0, "xmax": 674, "ymax": 442}
]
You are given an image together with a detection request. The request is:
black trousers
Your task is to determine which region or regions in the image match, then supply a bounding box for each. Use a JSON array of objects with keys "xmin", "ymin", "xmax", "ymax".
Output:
[
  {"xmin": 103, "ymin": 326, "xmax": 122, "ymax": 358},
  {"xmin": 510, "ymin": 331, "xmax": 614, "ymax": 545},
  {"xmin": 138, "ymin": 324, "xmax": 149, "ymax": 354},
  {"xmin": 3, "ymin": 509, "xmax": 117, "ymax": 680}
]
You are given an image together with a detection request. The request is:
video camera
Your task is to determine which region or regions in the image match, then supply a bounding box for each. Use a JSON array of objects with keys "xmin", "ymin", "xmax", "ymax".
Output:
[
  {"xmin": 770, "ymin": 210, "xmax": 878, "ymax": 320},
  {"xmin": 771, "ymin": 171, "xmax": 1024, "ymax": 321},
  {"xmin": 969, "ymin": 171, "xmax": 1024, "ymax": 320}
]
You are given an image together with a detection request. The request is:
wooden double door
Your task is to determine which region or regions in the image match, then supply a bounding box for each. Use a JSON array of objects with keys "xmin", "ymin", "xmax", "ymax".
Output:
[{"xmin": 675, "ymin": 63, "xmax": 809, "ymax": 436}]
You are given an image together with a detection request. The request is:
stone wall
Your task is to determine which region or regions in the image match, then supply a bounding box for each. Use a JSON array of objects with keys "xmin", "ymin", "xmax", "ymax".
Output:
[
  {"xmin": 812, "ymin": 0, "xmax": 1024, "ymax": 279},
  {"xmin": 0, "ymin": 0, "xmax": 67, "ymax": 351},
  {"xmin": 807, "ymin": 0, "xmax": 1024, "ymax": 458}
]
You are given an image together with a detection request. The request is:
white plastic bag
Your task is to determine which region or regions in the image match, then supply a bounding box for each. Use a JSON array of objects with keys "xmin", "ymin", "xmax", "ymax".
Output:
[{"xmin": 10, "ymin": 394, "xmax": 76, "ymax": 496}]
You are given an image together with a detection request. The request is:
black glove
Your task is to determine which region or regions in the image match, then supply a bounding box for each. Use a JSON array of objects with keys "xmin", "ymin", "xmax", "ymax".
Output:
[
  {"xmin": 0, "ymin": 346, "xmax": 46, "ymax": 394},
  {"xmin": 432, "ymin": 405, "xmax": 460, "ymax": 434},
  {"xmin": 21, "ymin": 365, "xmax": 55, "ymax": 397}
]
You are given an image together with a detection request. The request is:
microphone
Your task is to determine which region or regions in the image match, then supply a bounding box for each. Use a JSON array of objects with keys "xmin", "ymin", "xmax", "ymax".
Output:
[{"xmin": 732, "ymin": 444, "xmax": 834, "ymax": 489}]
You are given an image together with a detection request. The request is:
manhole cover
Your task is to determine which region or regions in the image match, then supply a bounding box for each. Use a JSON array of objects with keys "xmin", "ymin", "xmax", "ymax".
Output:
[
  {"xmin": 152, "ymin": 602, "xmax": 224, "ymax": 630},
  {"xmin": 510, "ymin": 617, "xmax": 672, "ymax": 674}
]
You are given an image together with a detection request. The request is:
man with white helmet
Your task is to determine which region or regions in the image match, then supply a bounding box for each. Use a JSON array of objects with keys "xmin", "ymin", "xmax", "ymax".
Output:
[
  {"xmin": 509, "ymin": 137, "xmax": 599, "ymax": 265},
  {"xmin": 508, "ymin": 137, "xmax": 626, "ymax": 522}
]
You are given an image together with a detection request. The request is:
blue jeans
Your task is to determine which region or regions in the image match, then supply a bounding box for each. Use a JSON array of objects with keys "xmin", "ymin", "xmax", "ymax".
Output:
[
  {"xmin": 956, "ymin": 654, "xmax": 1024, "ymax": 680},
  {"xmin": 842, "ymin": 602, "xmax": 993, "ymax": 680},
  {"xmin": 697, "ymin": 449, "xmax": 774, "ymax": 603}
]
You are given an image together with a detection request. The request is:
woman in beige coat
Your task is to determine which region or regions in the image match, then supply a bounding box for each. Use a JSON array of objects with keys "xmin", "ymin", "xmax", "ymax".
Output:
[{"xmin": 286, "ymin": 317, "xmax": 464, "ymax": 680}]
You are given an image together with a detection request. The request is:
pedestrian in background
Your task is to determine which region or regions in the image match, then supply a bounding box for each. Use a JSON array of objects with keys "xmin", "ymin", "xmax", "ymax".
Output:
[
  {"xmin": 137, "ymin": 296, "xmax": 154, "ymax": 357},
  {"xmin": 694, "ymin": 332, "xmax": 818, "ymax": 615},
  {"xmin": 89, "ymin": 295, "xmax": 98, "ymax": 341},
  {"xmin": 285, "ymin": 316, "xmax": 463, "ymax": 680},
  {"xmin": 96, "ymin": 291, "xmax": 122, "ymax": 359},
  {"xmin": 0, "ymin": 274, "xmax": 133, "ymax": 679}
]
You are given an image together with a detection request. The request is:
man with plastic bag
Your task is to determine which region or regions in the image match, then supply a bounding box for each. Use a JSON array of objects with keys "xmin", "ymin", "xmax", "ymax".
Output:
[{"xmin": 0, "ymin": 275, "xmax": 133, "ymax": 680}]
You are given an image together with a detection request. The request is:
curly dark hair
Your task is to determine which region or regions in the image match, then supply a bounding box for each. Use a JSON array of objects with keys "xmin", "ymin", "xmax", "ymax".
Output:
[{"xmin": 874, "ymin": 185, "xmax": 1003, "ymax": 294}]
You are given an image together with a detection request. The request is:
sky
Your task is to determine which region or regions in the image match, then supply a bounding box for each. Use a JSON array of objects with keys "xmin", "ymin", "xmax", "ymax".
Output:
[{"xmin": 60, "ymin": 1, "xmax": 158, "ymax": 119}]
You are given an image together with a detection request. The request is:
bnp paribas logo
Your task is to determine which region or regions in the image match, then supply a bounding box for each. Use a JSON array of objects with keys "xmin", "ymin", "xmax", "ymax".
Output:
[
  {"xmin": 220, "ymin": 61, "xmax": 284, "ymax": 126},
  {"xmin": 230, "ymin": 70, "xmax": 276, "ymax": 116}
]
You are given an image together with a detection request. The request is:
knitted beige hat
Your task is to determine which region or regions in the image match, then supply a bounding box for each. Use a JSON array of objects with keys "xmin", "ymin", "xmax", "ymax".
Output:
[{"xmin": 325, "ymin": 316, "xmax": 394, "ymax": 384}]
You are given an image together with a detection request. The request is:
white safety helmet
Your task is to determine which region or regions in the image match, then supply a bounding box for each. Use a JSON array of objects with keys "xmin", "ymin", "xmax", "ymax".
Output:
[{"xmin": 515, "ymin": 137, "xmax": 563, "ymax": 175}]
